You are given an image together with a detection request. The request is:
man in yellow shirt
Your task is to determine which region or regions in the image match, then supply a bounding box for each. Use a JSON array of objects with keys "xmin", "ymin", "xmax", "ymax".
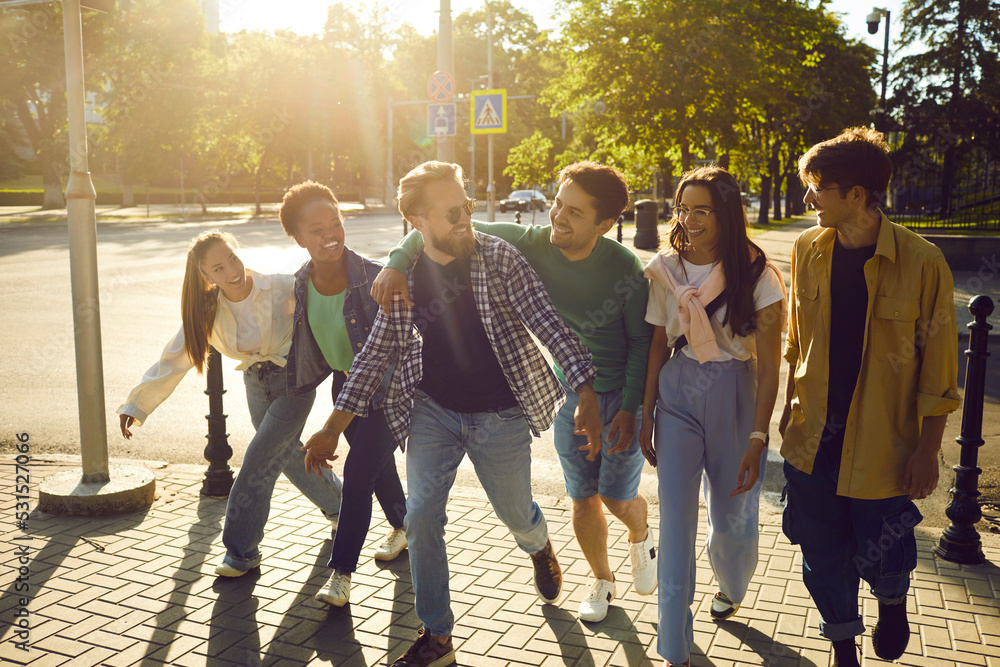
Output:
[{"xmin": 779, "ymin": 128, "xmax": 960, "ymax": 667}]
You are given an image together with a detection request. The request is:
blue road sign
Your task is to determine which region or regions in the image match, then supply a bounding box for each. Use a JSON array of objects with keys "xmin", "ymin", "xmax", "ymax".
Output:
[
  {"xmin": 471, "ymin": 89, "xmax": 507, "ymax": 134},
  {"xmin": 427, "ymin": 103, "xmax": 456, "ymax": 137}
]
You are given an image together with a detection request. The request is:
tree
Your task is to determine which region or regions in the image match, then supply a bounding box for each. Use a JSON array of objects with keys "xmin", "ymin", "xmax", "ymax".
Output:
[
  {"xmin": 547, "ymin": 0, "xmax": 876, "ymax": 223},
  {"xmin": 893, "ymin": 0, "xmax": 1000, "ymax": 216},
  {"xmin": 0, "ymin": 2, "xmax": 100, "ymax": 208},
  {"xmin": 92, "ymin": 0, "xmax": 211, "ymax": 207},
  {"xmin": 504, "ymin": 130, "xmax": 553, "ymax": 188}
]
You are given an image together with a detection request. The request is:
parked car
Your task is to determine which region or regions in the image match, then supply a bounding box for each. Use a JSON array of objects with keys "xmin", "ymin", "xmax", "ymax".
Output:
[{"xmin": 499, "ymin": 190, "xmax": 548, "ymax": 213}]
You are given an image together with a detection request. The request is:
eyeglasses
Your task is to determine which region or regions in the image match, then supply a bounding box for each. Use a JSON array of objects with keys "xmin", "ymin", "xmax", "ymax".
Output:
[
  {"xmin": 806, "ymin": 184, "xmax": 847, "ymax": 197},
  {"xmin": 421, "ymin": 198, "xmax": 476, "ymax": 225},
  {"xmin": 672, "ymin": 206, "xmax": 714, "ymax": 224}
]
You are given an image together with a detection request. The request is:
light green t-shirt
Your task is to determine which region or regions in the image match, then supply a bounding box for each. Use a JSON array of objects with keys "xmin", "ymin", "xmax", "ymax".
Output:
[{"xmin": 307, "ymin": 278, "xmax": 355, "ymax": 372}]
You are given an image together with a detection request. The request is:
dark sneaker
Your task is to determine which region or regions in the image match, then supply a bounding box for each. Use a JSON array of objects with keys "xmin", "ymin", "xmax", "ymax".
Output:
[
  {"xmin": 831, "ymin": 638, "xmax": 860, "ymax": 667},
  {"xmin": 530, "ymin": 539, "xmax": 562, "ymax": 603},
  {"xmin": 872, "ymin": 599, "xmax": 910, "ymax": 660},
  {"xmin": 390, "ymin": 629, "xmax": 455, "ymax": 667},
  {"xmin": 709, "ymin": 591, "xmax": 740, "ymax": 620}
]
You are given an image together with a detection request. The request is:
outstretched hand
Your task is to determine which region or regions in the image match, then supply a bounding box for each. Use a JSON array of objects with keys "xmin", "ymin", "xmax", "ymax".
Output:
[
  {"xmin": 119, "ymin": 414, "xmax": 136, "ymax": 439},
  {"xmin": 302, "ymin": 428, "xmax": 343, "ymax": 476}
]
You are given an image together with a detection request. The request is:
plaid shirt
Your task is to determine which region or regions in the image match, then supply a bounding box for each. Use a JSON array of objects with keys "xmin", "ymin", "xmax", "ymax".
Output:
[{"xmin": 334, "ymin": 232, "xmax": 597, "ymax": 450}]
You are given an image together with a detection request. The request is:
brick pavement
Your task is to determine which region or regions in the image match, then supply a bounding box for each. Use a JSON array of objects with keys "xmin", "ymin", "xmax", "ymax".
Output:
[{"xmin": 2, "ymin": 456, "xmax": 999, "ymax": 666}]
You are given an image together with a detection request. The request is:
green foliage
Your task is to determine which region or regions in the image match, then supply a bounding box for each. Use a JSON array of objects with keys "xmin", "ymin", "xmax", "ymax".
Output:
[{"xmin": 504, "ymin": 131, "xmax": 553, "ymax": 187}]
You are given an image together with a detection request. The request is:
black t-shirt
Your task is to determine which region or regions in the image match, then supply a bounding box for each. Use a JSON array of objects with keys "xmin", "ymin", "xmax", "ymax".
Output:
[
  {"xmin": 822, "ymin": 236, "xmax": 877, "ymax": 458},
  {"xmin": 411, "ymin": 252, "xmax": 517, "ymax": 413}
]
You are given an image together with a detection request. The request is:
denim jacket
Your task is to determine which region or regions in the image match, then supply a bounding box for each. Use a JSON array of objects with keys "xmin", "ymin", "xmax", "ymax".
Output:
[{"xmin": 286, "ymin": 248, "xmax": 394, "ymax": 407}]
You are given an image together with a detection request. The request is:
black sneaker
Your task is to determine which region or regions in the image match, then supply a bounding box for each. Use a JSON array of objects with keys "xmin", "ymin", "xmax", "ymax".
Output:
[
  {"xmin": 832, "ymin": 638, "xmax": 860, "ymax": 667},
  {"xmin": 530, "ymin": 539, "xmax": 562, "ymax": 603},
  {"xmin": 872, "ymin": 598, "xmax": 910, "ymax": 660},
  {"xmin": 390, "ymin": 629, "xmax": 455, "ymax": 667}
]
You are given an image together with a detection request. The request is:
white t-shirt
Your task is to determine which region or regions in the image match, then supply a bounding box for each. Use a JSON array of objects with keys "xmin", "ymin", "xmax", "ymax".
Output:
[
  {"xmin": 223, "ymin": 288, "xmax": 263, "ymax": 355},
  {"xmin": 645, "ymin": 255, "xmax": 785, "ymax": 362}
]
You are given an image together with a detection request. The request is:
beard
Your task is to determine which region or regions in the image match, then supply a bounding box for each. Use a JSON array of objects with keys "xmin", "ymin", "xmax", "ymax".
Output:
[{"xmin": 428, "ymin": 223, "xmax": 475, "ymax": 259}]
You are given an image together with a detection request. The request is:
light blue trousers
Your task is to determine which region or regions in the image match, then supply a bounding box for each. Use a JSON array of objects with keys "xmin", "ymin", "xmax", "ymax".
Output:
[{"xmin": 654, "ymin": 352, "xmax": 766, "ymax": 663}]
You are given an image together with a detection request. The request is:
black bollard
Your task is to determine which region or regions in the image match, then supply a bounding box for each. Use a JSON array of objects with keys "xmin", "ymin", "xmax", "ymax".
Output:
[
  {"xmin": 201, "ymin": 346, "xmax": 235, "ymax": 497},
  {"xmin": 935, "ymin": 295, "xmax": 993, "ymax": 564},
  {"xmin": 515, "ymin": 209, "xmax": 522, "ymax": 225},
  {"xmin": 617, "ymin": 215, "xmax": 624, "ymax": 243}
]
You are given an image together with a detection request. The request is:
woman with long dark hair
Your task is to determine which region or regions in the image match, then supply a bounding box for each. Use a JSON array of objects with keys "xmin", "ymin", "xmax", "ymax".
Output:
[
  {"xmin": 640, "ymin": 166, "xmax": 786, "ymax": 666},
  {"xmin": 118, "ymin": 231, "xmax": 343, "ymax": 577}
]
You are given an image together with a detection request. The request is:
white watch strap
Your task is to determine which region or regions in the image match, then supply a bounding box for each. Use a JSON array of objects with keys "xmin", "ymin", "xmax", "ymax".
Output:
[{"xmin": 749, "ymin": 431, "xmax": 768, "ymax": 443}]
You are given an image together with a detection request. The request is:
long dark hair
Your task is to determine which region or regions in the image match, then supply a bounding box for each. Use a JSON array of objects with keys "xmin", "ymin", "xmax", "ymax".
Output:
[
  {"xmin": 666, "ymin": 165, "xmax": 765, "ymax": 337},
  {"xmin": 181, "ymin": 231, "xmax": 237, "ymax": 373}
]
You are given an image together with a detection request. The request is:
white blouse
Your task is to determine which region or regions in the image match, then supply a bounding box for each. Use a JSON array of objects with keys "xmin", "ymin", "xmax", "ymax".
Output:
[{"xmin": 117, "ymin": 270, "xmax": 295, "ymax": 425}]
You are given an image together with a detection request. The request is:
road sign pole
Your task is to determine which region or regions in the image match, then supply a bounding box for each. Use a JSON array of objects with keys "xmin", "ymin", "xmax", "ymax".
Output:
[
  {"xmin": 63, "ymin": 0, "xmax": 109, "ymax": 483},
  {"xmin": 486, "ymin": 4, "xmax": 495, "ymax": 221},
  {"xmin": 437, "ymin": 0, "xmax": 454, "ymax": 162}
]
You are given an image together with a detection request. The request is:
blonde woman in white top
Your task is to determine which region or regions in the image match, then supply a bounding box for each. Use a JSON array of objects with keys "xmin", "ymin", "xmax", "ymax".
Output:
[{"xmin": 118, "ymin": 231, "xmax": 343, "ymax": 577}]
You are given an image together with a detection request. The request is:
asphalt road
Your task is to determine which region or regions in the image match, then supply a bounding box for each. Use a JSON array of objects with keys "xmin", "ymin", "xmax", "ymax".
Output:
[
  {"xmin": 2, "ymin": 211, "xmax": 998, "ymax": 538},
  {"xmin": 0, "ymin": 209, "xmax": 626, "ymax": 505}
]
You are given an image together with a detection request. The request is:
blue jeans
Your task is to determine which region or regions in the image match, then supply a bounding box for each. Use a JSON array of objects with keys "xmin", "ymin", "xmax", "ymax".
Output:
[
  {"xmin": 328, "ymin": 406, "xmax": 406, "ymax": 573},
  {"xmin": 782, "ymin": 442, "xmax": 920, "ymax": 640},
  {"xmin": 222, "ymin": 362, "xmax": 344, "ymax": 571},
  {"xmin": 405, "ymin": 390, "xmax": 549, "ymax": 638},
  {"xmin": 553, "ymin": 378, "xmax": 645, "ymax": 502}
]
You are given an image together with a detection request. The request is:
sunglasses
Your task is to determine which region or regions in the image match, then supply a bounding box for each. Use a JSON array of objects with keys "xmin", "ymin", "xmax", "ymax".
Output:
[{"xmin": 420, "ymin": 198, "xmax": 476, "ymax": 225}]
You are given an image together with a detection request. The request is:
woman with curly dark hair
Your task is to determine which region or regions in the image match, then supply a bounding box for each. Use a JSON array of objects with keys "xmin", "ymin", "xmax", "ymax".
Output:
[{"xmin": 279, "ymin": 181, "xmax": 407, "ymax": 608}]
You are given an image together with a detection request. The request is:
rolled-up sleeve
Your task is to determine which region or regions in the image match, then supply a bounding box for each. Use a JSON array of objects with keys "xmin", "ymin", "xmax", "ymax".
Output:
[{"xmin": 915, "ymin": 255, "xmax": 961, "ymax": 417}]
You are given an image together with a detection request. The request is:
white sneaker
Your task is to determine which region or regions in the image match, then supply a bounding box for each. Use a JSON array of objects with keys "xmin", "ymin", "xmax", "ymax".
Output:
[
  {"xmin": 214, "ymin": 559, "xmax": 256, "ymax": 578},
  {"xmin": 373, "ymin": 528, "xmax": 408, "ymax": 562},
  {"xmin": 579, "ymin": 578, "xmax": 616, "ymax": 622},
  {"xmin": 630, "ymin": 527, "xmax": 657, "ymax": 595},
  {"xmin": 315, "ymin": 571, "xmax": 351, "ymax": 607}
]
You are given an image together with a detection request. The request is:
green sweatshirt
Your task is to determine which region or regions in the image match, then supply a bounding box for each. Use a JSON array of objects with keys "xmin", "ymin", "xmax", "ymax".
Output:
[{"xmin": 386, "ymin": 222, "xmax": 652, "ymax": 414}]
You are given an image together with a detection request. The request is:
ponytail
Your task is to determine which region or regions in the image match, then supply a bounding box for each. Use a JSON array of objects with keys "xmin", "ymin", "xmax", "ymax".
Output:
[{"xmin": 181, "ymin": 231, "xmax": 237, "ymax": 373}]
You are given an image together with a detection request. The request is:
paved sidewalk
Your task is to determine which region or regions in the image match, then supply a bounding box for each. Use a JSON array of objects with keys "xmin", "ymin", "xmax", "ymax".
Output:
[{"xmin": 2, "ymin": 456, "xmax": 999, "ymax": 666}]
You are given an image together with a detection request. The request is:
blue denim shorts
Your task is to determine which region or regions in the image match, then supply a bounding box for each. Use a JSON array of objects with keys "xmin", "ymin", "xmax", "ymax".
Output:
[{"xmin": 553, "ymin": 379, "xmax": 645, "ymax": 502}]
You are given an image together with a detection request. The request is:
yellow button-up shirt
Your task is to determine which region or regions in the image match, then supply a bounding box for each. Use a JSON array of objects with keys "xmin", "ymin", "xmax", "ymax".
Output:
[{"xmin": 781, "ymin": 215, "xmax": 961, "ymax": 499}]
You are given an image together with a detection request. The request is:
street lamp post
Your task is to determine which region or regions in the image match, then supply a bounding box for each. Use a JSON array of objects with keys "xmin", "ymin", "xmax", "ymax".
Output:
[{"xmin": 866, "ymin": 7, "xmax": 891, "ymax": 134}]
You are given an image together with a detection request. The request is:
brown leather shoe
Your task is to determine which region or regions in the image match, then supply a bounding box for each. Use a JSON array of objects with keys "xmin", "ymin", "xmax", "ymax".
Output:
[
  {"xmin": 530, "ymin": 539, "xmax": 562, "ymax": 603},
  {"xmin": 390, "ymin": 629, "xmax": 455, "ymax": 667}
]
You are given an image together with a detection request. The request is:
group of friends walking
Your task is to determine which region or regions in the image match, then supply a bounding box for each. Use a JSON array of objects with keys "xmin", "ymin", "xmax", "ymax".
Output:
[{"xmin": 118, "ymin": 127, "xmax": 959, "ymax": 667}]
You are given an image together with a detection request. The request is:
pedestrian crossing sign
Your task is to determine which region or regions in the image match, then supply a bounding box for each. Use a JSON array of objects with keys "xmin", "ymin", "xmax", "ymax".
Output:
[{"xmin": 471, "ymin": 89, "xmax": 507, "ymax": 134}]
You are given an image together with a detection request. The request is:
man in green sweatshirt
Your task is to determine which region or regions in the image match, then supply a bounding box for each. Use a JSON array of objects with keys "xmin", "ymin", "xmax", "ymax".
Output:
[{"xmin": 373, "ymin": 161, "xmax": 655, "ymax": 623}]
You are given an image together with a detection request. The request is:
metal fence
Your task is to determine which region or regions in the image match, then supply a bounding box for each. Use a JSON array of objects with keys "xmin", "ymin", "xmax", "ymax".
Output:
[{"xmin": 889, "ymin": 125, "xmax": 1000, "ymax": 231}]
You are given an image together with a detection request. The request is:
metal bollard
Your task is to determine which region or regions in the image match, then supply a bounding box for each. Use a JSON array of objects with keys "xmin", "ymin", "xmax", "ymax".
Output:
[
  {"xmin": 617, "ymin": 215, "xmax": 624, "ymax": 243},
  {"xmin": 935, "ymin": 295, "xmax": 992, "ymax": 564},
  {"xmin": 201, "ymin": 346, "xmax": 235, "ymax": 496}
]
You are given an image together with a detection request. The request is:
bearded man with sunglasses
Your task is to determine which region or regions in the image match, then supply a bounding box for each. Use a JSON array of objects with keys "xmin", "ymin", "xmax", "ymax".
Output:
[
  {"xmin": 303, "ymin": 160, "xmax": 603, "ymax": 667},
  {"xmin": 374, "ymin": 161, "xmax": 656, "ymax": 624},
  {"xmin": 780, "ymin": 128, "xmax": 959, "ymax": 667}
]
